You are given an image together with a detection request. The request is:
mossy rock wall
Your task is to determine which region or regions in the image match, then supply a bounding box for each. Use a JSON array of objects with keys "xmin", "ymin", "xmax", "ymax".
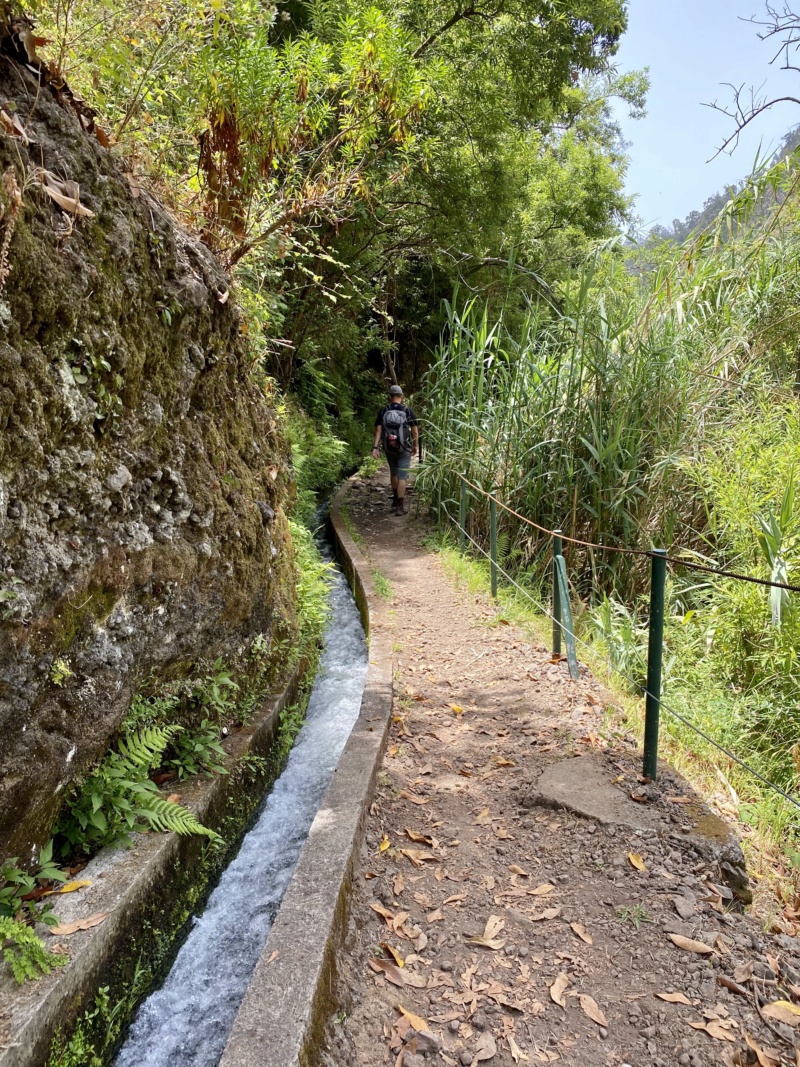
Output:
[{"xmin": 0, "ymin": 57, "xmax": 295, "ymax": 859}]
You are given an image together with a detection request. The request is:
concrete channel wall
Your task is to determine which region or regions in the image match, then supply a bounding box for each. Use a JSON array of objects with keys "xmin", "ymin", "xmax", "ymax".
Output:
[{"xmin": 219, "ymin": 476, "xmax": 394, "ymax": 1067}]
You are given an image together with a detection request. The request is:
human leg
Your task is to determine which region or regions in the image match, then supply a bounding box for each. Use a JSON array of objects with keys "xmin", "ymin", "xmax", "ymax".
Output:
[{"xmin": 393, "ymin": 453, "xmax": 411, "ymax": 514}]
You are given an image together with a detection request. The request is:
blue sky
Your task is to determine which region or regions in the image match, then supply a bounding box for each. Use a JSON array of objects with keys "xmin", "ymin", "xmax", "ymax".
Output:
[{"xmin": 613, "ymin": 1, "xmax": 800, "ymax": 229}]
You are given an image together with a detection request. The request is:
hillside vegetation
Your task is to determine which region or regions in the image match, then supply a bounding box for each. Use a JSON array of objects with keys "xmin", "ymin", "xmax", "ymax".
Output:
[{"xmin": 421, "ymin": 151, "xmax": 800, "ymax": 857}]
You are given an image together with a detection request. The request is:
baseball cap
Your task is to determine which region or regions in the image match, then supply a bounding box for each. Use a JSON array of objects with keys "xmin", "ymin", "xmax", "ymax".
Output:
[{"xmin": 389, "ymin": 384, "xmax": 403, "ymax": 396}]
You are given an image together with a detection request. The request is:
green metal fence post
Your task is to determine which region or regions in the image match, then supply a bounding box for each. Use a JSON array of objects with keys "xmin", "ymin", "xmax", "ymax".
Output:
[
  {"xmin": 552, "ymin": 530, "xmax": 562, "ymax": 656},
  {"xmin": 459, "ymin": 478, "xmax": 467, "ymax": 550},
  {"xmin": 489, "ymin": 496, "xmax": 498, "ymax": 598},
  {"xmin": 643, "ymin": 548, "xmax": 668, "ymax": 781}
]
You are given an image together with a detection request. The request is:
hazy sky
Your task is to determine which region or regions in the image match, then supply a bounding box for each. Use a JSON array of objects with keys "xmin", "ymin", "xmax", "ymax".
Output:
[{"xmin": 614, "ymin": 1, "xmax": 800, "ymax": 229}]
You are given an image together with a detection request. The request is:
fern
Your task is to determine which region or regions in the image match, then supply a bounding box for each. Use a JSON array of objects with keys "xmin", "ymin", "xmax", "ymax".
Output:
[
  {"xmin": 56, "ymin": 726, "xmax": 222, "ymax": 853},
  {"xmin": 0, "ymin": 916, "xmax": 66, "ymax": 983},
  {"xmin": 116, "ymin": 724, "xmax": 181, "ymax": 772},
  {"xmin": 137, "ymin": 795, "xmax": 221, "ymax": 841}
]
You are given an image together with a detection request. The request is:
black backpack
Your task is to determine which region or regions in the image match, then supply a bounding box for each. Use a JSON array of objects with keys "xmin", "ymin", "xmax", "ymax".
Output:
[{"xmin": 382, "ymin": 406, "xmax": 410, "ymax": 455}]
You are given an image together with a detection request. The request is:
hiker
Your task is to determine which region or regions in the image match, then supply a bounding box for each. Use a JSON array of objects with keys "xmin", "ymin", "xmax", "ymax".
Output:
[{"xmin": 372, "ymin": 384, "xmax": 419, "ymax": 516}]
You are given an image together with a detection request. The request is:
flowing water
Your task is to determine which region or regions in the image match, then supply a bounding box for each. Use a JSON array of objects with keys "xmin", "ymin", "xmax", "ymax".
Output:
[{"xmin": 115, "ymin": 549, "xmax": 367, "ymax": 1067}]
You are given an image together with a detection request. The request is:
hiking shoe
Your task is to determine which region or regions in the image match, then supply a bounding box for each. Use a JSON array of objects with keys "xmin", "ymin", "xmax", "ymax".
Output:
[{"xmin": 394, "ymin": 503, "xmax": 408, "ymax": 516}]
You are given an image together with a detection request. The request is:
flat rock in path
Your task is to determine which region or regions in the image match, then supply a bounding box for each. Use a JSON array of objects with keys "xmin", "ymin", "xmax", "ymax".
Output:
[{"xmin": 532, "ymin": 755, "xmax": 661, "ymax": 828}]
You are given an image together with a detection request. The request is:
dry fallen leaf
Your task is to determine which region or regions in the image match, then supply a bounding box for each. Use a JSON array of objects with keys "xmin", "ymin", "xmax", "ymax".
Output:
[
  {"xmin": 464, "ymin": 915, "xmax": 506, "ymax": 950},
  {"xmin": 444, "ymin": 893, "xmax": 468, "ymax": 906},
  {"xmin": 369, "ymin": 902, "xmax": 395, "ymax": 922},
  {"xmin": 550, "ymin": 972, "xmax": 570, "ymax": 1008},
  {"xmin": 745, "ymin": 1034, "xmax": 782, "ymax": 1067},
  {"xmin": 42, "ymin": 879, "xmax": 91, "ymax": 896},
  {"xmin": 508, "ymin": 1035, "xmax": 529, "ymax": 1063},
  {"xmin": 655, "ymin": 992, "xmax": 693, "ymax": 1005},
  {"xmin": 449, "ymin": 703, "xmax": 464, "ymax": 715},
  {"xmin": 733, "ymin": 961, "xmax": 754, "ymax": 983},
  {"xmin": 405, "ymin": 828, "xmax": 434, "ymax": 845},
  {"xmin": 36, "ymin": 169, "xmax": 94, "ymax": 217},
  {"xmin": 530, "ymin": 907, "xmax": 561, "ymax": 921},
  {"xmin": 380, "ymin": 834, "xmax": 391, "ymax": 852},
  {"xmin": 427, "ymin": 908, "xmax": 444, "ymax": 923},
  {"xmin": 392, "ymin": 911, "xmax": 409, "ymax": 934},
  {"xmin": 381, "ymin": 943, "xmax": 404, "ymax": 967},
  {"xmin": 508, "ymin": 865, "xmax": 529, "ymax": 877},
  {"xmin": 401, "ymin": 849, "xmax": 439, "ymax": 868},
  {"xmin": 530, "ymin": 883, "xmax": 555, "ymax": 896},
  {"xmin": 394, "ymin": 873, "xmax": 405, "ymax": 896},
  {"xmin": 471, "ymin": 1032, "xmax": 497, "ymax": 1064},
  {"xmin": 579, "ymin": 994, "xmax": 607, "ymax": 1027},
  {"xmin": 762, "ymin": 1000, "xmax": 800, "ymax": 1027},
  {"xmin": 400, "ymin": 791, "xmax": 430, "ymax": 806},
  {"xmin": 369, "ymin": 957, "xmax": 405, "ymax": 987},
  {"xmin": 50, "ymin": 912, "xmax": 109, "ymax": 936},
  {"xmin": 667, "ymin": 933, "xmax": 715, "ymax": 955},
  {"xmin": 474, "ymin": 808, "xmax": 491, "ymax": 825},
  {"xmin": 570, "ymin": 922, "xmax": 592, "ymax": 945},
  {"xmin": 627, "ymin": 852, "xmax": 647, "ymax": 872},
  {"xmin": 690, "ymin": 1019, "xmax": 736, "ymax": 1042},
  {"xmin": 396, "ymin": 1003, "xmax": 429, "ymax": 1033}
]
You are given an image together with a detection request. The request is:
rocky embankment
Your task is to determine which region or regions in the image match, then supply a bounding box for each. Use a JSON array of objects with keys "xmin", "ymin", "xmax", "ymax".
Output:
[{"xmin": 0, "ymin": 27, "xmax": 295, "ymax": 859}]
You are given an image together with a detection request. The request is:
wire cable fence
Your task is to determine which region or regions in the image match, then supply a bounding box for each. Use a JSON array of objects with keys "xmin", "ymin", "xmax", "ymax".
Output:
[{"xmin": 438, "ymin": 476, "xmax": 800, "ymax": 815}]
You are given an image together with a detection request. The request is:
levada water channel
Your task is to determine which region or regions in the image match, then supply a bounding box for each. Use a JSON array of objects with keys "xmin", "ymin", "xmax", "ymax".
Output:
[{"xmin": 113, "ymin": 541, "xmax": 368, "ymax": 1067}]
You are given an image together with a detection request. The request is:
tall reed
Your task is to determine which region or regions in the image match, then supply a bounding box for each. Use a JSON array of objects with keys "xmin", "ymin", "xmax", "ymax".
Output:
[{"xmin": 418, "ymin": 156, "xmax": 800, "ymax": 600}]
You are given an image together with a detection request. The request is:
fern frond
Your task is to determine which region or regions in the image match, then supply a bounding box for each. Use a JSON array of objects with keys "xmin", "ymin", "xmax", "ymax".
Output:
[
  {"xmin": 0, "ymin": 917, "xmax": 67, "ymax": 984},
  {"xmin": 117, "ymin": 725, "xmax": 182, "ymax": 772},
  {"xmin": 138, "ymin": 795, "xmax": 223, "ymax": 844}
]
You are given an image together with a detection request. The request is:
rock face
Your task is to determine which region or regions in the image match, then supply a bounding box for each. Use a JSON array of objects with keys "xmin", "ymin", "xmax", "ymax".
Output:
[{"xmin": 0, "ymin": 54, "xmax": 295, "ymax": 858}]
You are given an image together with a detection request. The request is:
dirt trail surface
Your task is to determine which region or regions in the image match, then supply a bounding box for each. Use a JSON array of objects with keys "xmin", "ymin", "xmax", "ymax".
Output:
[{"xmin": 320, "ymin": 468, "xmax": 800, "ymax": 1067}]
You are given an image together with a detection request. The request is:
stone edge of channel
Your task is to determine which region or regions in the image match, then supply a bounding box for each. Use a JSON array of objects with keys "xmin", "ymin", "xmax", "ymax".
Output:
[
  {"xmin": 219, "ymin": 475, "xmax": 394, "ymax": 1067},
  {"xmin": 0, "ymin": 666, "xmax": 304, "ymax": 1067}
]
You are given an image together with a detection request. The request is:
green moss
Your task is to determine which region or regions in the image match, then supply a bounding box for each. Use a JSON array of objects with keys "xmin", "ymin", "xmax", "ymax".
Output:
[{"xmin": 48, "ymin": 589, "xmax": 117, "ymax": 654}]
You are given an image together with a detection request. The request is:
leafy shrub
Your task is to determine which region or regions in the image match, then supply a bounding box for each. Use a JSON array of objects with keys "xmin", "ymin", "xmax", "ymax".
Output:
[
  {"xmin": 0, "ymin": 916, "xmax": 66, "ymax": 983},
  {"xmin": 1, "ymin": 841, "xmax": 66, "ymax": 925},
  {"xmin": 165, "ymin": 720, "xmax": 228, "ymax": 780}
]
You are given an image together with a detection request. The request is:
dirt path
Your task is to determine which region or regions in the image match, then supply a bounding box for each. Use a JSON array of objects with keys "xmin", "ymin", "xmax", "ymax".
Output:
[{"xmin": 322, "ymin": 469, "xmax": 800, "ymax": 1067}]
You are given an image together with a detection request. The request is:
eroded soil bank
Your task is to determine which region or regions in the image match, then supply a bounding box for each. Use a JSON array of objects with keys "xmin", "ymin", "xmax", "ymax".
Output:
[{"xmin": 321, "ymin": 468, "xmax": 800, "ymax": 1067}]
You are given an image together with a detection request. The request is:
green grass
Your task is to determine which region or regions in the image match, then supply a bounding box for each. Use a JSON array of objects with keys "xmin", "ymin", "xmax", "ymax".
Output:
[{"xmin": 371, "ymin": 568, "xmax": 393, "ymax": 600}]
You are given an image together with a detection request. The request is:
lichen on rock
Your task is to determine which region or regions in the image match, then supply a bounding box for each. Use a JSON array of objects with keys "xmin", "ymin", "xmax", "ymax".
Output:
[{"xmin": 0, "ymin": 49, "xmax": 295, "ymax": 858}]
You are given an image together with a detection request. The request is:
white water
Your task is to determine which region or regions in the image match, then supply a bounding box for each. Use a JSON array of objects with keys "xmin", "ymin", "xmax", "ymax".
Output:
[{"xmin": 115, "ymin": 553, "xmax": 367, "ymax": 1067}]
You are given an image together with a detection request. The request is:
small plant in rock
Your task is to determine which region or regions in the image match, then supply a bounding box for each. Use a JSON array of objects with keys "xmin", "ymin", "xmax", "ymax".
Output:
[
  {"xmin": 236, "ymin": 752, "xmax": 269, "ymax": 779},
  {"xmin": 616, "ymin": 903, "xmax": 654, "ymax": 930},
  {"xmin": 190, "ymin": 660, "xmax": 239, "ymax": 722},
  {"xmin": 165, "ymin": 720, "xmax": 228, "ymax": 779},
  {"xmin": 0, "ymin": 576, "xmax": 22, "ymax": 620},
  {"xmin": 0, "ymin": 841, "xmax": 67, "ymax": 925},
  {"xmin": 50, "ymin": 657, "xmax": 74, "ymax": 687},
  {"xmin": 0, "ymin": 916, "xmax": 67, "ymax": 984}
]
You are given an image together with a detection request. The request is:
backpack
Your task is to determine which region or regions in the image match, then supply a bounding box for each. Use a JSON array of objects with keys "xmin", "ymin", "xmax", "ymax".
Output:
[{"xmin": 382, "ymin": 405, "xmax": 410, "ymax": 455}]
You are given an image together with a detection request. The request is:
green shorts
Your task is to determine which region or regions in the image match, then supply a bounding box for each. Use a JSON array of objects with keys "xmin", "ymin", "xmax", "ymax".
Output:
[{"xmin": 387, "ymin": 450, "xmax": 412, "ymax": 479}]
